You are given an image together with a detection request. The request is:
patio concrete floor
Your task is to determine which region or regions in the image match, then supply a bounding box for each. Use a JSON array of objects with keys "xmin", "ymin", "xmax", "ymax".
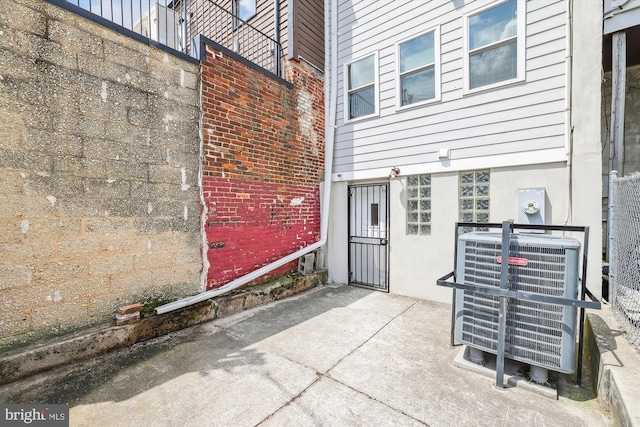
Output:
[{"xmin": 0, "ymin": 284, "xmax": 612, "ymax": 426}]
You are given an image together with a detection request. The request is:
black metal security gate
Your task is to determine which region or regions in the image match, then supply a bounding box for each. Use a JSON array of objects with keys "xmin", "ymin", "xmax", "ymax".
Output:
[{"xmin": 348, "ymin": 183, "xmax": 390, "ymax": 291}]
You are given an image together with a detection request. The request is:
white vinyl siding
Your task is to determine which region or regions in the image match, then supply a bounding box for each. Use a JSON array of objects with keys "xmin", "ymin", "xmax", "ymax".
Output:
[{"xmin": 332, "ymin": 0, "xmax": 567, "ymax": 176}]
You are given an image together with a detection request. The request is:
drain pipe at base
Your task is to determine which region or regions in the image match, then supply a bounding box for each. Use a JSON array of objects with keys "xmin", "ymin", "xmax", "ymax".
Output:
[{"xmin": 155, "ymin": 0, "xmax": 339, "ymax": 315}]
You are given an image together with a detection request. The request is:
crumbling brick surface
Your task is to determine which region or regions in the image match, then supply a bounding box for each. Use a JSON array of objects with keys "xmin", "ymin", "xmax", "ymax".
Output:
[{"xmin": 201, "ymin": 46, "xmax": 325, "ymax": 290}]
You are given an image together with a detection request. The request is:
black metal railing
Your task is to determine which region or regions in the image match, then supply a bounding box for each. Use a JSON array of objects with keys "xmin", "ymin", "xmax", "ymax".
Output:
[
  {"xmin": 189, "ymin": 0, "xmax": 283, "ymax": 77},
  {"xmin": 63, "ymin": 0, "xmax": 284, "ymax": 78},
  {"xmin": 348, "ymin": 91, "xmax": 375, "ymax": 119}
]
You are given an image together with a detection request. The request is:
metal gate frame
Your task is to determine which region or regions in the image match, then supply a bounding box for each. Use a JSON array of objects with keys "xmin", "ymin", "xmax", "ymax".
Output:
[{"xmin": 348, "ymin": 183, "xmax": 390, "ymax": 292}]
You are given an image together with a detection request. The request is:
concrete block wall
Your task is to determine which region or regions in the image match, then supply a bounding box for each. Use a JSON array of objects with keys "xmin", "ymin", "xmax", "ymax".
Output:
[
  {"xmin": 0, "ymin": 0, "xmax": 202, "ymax": 348},
  {"xmin": 201, "ymin": 45, "xmax": 324, "ymax": 289}
]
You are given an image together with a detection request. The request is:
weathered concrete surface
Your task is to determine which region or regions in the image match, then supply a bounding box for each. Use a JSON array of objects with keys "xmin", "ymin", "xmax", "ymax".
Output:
[
  {"xmin": 0, "ymin": 270, "xmax": 327, "ymax": 385},
  {"xmin": 0, "ymin": 0, "xmax": 201, "ymax": 348},
  {"xmin": 0, "ymin": 285, "xmax": 611, "ymax": 426},
  {"xmin": 585, "ymin": 306, "xmax": 640, "ymax": 427},
  {"xmin": 602, "ymin": 64, "xmax": 640, "ymax": 175}
]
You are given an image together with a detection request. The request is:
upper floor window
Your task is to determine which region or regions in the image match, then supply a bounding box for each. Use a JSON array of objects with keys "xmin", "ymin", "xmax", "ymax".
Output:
[
  {"xmin": 464, "ymin": 0, "xmax": 524, "ymax": 92},
  {"xmin": 345, "ymin": 53, "xmax": 378, "ymax": 121},
  {"xmin": 234, "ymin": 0, "xmax": 257, "ymax": 28},
  {"xmin": 397, "ymin": 29, "xmax": 440, "ymax": 108}
]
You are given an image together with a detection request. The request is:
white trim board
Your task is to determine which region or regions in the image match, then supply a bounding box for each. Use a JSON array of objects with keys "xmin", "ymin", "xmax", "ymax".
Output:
[{"xmin": 332, "ymin": 147, "xmax": 567, "ymax": 182}]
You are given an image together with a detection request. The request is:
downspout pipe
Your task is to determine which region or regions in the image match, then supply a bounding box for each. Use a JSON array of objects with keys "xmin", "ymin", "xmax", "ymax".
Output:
[
  {"xmin": 563, "ymin": 0, "xmax": 574, "ymax": 225},
  {"xmin": 274, "ymin": 0, "xmax": 280, "ymax": 76},
  {"xmin": 564, "ymin": 0, "xmax": 573, "ymax": 164},
  {"xmin": 156, "ymin": 0, "xmax": 339, "ymax": 315},
  {"xmin": 610, "ymin": 31, "xmax": 626, "ymax": 174}
]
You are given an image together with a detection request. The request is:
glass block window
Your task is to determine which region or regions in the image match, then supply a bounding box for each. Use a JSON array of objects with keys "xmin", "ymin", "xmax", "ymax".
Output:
[
  {"xmin": 459, "ymin": 170, "xmax": 490, "ymax": 233},
  {"xmin": 407, "ymin": 174, "xmax": 431, "ymax": 235}
]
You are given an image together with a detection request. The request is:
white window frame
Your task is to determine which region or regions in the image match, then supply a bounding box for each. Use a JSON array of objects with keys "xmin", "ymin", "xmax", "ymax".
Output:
[
  {"xmin": 233, "ymin": 0, "xmax": 257, "ymax": 29},
  {"xmin": 395, "ymin": 27, "xmax": 441, "ymax": 110},
  {"xmin": 463, "ymin": 0, "xmax": 526, "ymax": 94},
  {"xmin": 343, "ymin": 52, "xmax": 379, "ymax": 123}
]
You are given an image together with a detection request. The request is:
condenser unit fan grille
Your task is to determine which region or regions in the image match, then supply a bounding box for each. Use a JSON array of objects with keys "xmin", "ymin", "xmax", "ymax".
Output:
[{"xmin": 455, "ymin": 233, "xmax": 580, "ymax": 373}]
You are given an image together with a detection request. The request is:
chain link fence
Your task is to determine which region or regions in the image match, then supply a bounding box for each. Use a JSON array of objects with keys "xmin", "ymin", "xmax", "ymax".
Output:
[{"xmin": 609, "ymin": 171, "xmax": 640, "ymax": 349}]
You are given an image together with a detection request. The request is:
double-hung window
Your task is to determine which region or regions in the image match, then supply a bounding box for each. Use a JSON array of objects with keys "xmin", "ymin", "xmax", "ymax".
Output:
[
  {"xmin": 397, "ymin": 29, "xmax": 440, "ymax": 108},
  {"xmin": 464, "ymin": 0, "xmax": 524, "ymax": 92},
  {"xmin": 345, "ymin": 53, "xmax": 378, "ymax": 121}
]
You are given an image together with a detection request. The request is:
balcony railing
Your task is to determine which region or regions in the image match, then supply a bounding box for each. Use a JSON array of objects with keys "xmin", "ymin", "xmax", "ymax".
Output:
[
  {"xmin": 188, "ymin": 0, "xmax": 283, "ymax": 77},
  {"xmin": 63, "ymin": 0, "xmax": 284, "ymax": 78}
]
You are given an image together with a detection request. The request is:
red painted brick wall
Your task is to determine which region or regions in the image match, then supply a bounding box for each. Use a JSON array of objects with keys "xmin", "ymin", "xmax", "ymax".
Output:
[{"xmin": 201, "ymin": 46, "xmax": 324, "ymax": 290}]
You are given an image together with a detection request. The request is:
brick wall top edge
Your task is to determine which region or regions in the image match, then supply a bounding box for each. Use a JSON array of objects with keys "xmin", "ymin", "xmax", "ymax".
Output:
[{"xmin": 202, "ymin": 43, "xmax": 292, "ymax": 89}]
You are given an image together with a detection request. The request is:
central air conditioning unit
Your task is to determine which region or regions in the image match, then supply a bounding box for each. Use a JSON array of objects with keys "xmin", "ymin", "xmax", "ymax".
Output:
[{"xmin": 455, "ymin": 232, "xmax": 580, "ymax": 373}]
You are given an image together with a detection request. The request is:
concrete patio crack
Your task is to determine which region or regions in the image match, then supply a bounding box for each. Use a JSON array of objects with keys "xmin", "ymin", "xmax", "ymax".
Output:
[{"xmin": 255, "ymin": 300, "xmax": 427, "ymax": 426}]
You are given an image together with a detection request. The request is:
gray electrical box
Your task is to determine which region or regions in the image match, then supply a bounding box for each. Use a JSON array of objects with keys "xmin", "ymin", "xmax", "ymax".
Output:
[{"xmin": 518, "ymin": 187, "xmax": 546, "ymax": 229}]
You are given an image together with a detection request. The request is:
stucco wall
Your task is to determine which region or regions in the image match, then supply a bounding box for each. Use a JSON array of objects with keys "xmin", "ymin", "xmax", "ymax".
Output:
[
  {"xmin": 0, "ymin": 0, "xmax": 201, "ymax": 348},
  {"xmin": 392, "ymin": 163, "xmax": 572, "ymax": 303},
  {"xmin": 571, "ymin": 0, "xmax": 603, "ymax": 297},
  {"xmin": 327, "ymin": 163, "xmax": 573, "ymax": 303},
  {"xmin": 329, "ymin": 161, "xmax": 597, "ymax": 303}
]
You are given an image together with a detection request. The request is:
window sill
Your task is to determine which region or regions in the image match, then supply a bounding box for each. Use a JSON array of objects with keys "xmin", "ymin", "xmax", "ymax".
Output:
[
  {"xmin": 396, "ymin": 96, "xmax": 440, "ymax": 113},
  {"xmin": 463, "ymin": 75, "xmax": 525, "ymax": 96},
  {"xmin": 344, "ymin": 112, "xmax": 380, "ymax": 124}
]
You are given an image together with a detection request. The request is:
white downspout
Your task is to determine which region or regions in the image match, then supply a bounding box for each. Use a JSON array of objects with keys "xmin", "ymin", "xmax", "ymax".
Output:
[
  {"xmin": 564, "ymin": 0, "xmax": 573, "ymax": 164},
  {"xmin": 156, "ymin": 0, "xmax": 339, "ymax": 315},
  {"xmin": 563, "ymin": 0, "xmax": 574, "ymax": 225}
]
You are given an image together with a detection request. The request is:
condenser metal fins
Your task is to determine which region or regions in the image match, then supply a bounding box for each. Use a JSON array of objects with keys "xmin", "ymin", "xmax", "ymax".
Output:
[{"xmin": 455, "ymin": 232, "xmax": 581, "ymax": 373}]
